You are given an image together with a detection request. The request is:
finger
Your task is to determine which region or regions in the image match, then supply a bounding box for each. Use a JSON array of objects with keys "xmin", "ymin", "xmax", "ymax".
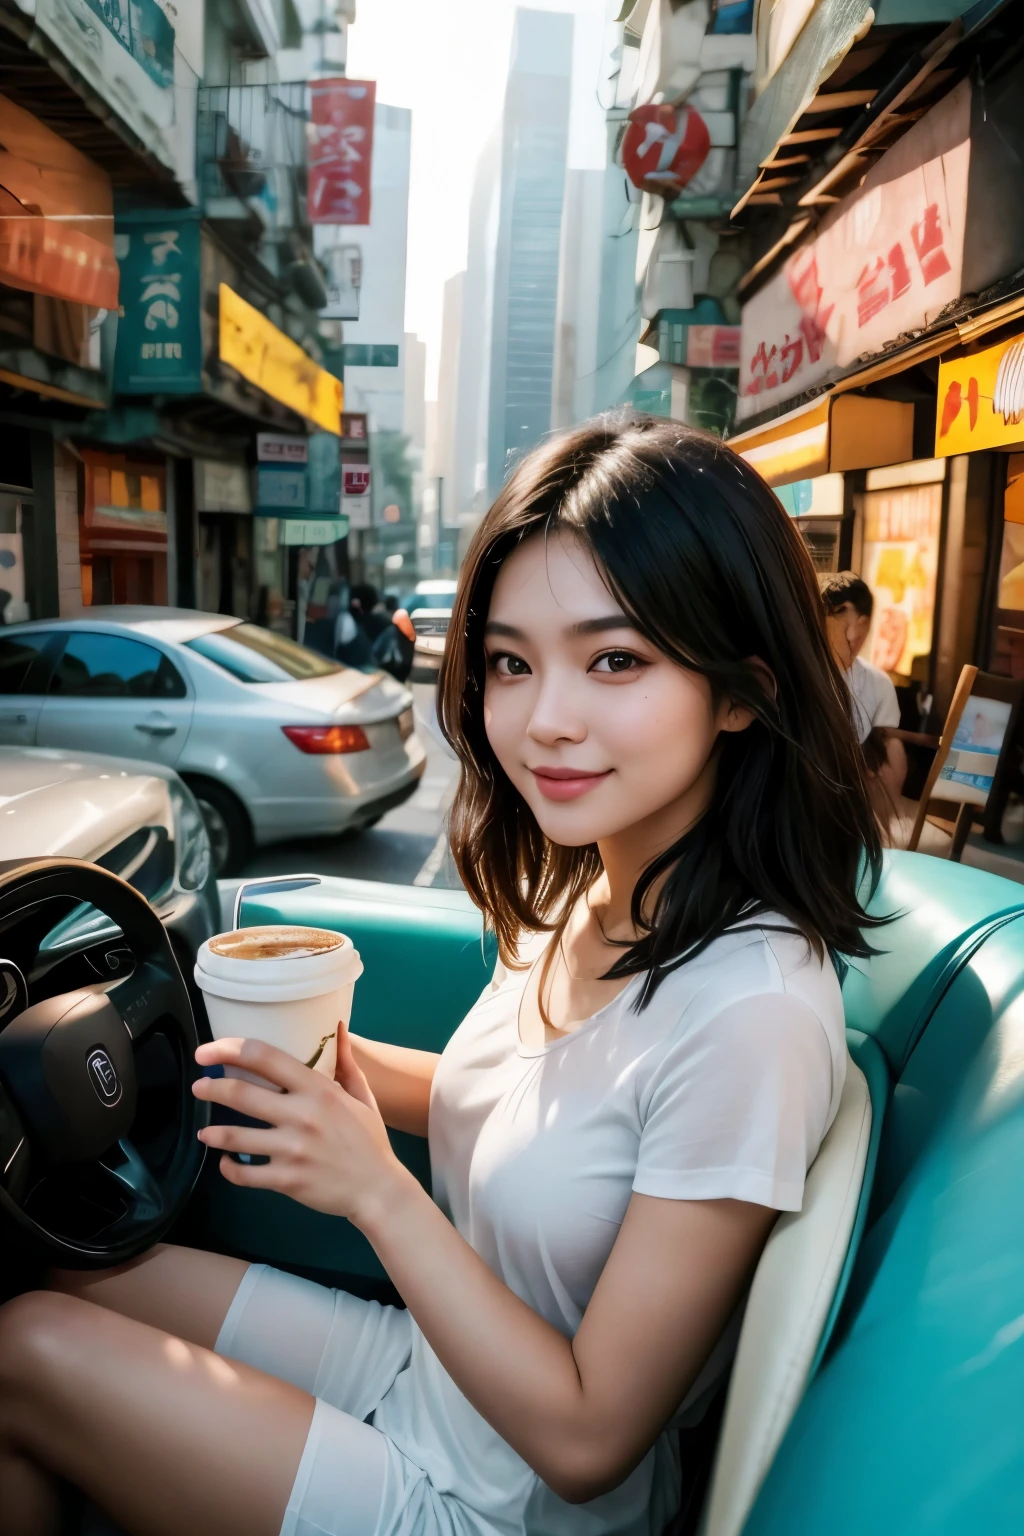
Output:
[
  {"xmin": 215, "ymin": 1152, "xmax": 294, "ymax": 1191},
  {"xmin": 192, "ymin": 1074, "xmax": 296, "ymax": 1124},
  {"xmin": 198, "ymin": 1124, "xmax": 281, "ymax": 1156},
  {"xmin": 334, "ymin": 1031, "xmax": 376, "ymax": 1111},
  {"xmin": 195, "ymin": 1038, "xmax": 317, "ymax": 1095}
]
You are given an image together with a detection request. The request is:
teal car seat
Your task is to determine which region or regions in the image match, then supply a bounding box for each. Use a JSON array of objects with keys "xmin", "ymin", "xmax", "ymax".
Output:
[{"xmin": 195, "ymin": 852, "xmax": 1024, "ymax": 1534}]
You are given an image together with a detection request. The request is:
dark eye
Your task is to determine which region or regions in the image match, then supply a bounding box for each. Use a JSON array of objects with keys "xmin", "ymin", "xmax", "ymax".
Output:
[
  {"xmin": 592, "ymin": 650, "xmax": 642, "ymax": 674},
  {"xmin": 490, "ymin": 652, "xmax": 531, "ymax": 678}
]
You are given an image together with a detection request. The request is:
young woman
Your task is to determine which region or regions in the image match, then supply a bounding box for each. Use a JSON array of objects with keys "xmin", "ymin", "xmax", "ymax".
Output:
[{"xmin": 0, "ymin": 417, "xmax": 883, "ymax": 1536}]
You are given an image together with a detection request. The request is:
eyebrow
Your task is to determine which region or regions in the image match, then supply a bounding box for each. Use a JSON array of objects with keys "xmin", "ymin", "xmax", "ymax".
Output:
[{"xmin": 484, "ymin": 614, "xmax": 636, "ymax": 639}]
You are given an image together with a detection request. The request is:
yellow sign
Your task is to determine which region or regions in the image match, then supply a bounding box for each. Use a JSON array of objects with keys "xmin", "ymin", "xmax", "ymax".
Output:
[
  {"xmin": 218, "ymin": 284, "xmax": 343, "ymax": 435},
  {"xmin": 936, "ymin": 331, "xmax": 1024, "ymax": 456}
]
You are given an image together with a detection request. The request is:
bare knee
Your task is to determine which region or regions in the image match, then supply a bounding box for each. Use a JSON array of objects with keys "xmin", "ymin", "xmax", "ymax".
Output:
[{"xmin": 0, "ymin": 1290, "xmax": 90, "ymax": 1399}]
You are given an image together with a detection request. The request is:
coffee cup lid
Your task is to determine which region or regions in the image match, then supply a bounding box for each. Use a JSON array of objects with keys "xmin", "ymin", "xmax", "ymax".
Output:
[{"xmin": 195, "ymin": 925, "xmax": 363, "ymax": 1001}]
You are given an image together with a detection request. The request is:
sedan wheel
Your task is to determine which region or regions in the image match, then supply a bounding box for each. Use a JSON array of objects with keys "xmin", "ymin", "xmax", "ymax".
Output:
[{"xmin": 190, "ymin": 782, "xmax": 250, "ymax": 877}]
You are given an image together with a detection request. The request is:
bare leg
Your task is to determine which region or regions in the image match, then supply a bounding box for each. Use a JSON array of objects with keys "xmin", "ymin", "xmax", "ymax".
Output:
[
  {"xmin": 0, "ymin": 1289, "xmax": 317, "ymax": 1536},
  {"xmin": 50, "ymin": 1243, "xmax": 249, "ymax": 1351}
]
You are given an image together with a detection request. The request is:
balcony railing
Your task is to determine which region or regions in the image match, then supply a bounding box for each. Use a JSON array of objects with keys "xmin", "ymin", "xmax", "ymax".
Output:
[{"xmin": 197, "ymin": 83, "xmax": 308, "ymax": 230}]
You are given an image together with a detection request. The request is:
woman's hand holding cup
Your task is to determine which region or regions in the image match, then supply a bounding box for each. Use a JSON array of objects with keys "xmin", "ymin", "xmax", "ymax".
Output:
[{"xmin": 193, "ymin": 1031, "xmax": 405, "ymax": 1224}]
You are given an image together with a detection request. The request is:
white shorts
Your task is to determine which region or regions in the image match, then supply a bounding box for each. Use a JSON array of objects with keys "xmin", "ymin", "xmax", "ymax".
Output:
[{"xmin": 214, "ymin": 1263, "xmax": 459, "ymax": 1536}]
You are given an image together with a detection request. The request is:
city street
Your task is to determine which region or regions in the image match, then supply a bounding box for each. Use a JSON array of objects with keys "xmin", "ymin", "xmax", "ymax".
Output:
[{"xmin": 236, "ymin": 684, "xmax": 462, "ymax": 889}]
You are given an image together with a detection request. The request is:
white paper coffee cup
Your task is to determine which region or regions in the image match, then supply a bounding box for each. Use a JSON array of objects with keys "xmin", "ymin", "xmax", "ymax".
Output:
[{"xmin": 194, "ymin": 925, "xmax": 363, "ymax": 1087}]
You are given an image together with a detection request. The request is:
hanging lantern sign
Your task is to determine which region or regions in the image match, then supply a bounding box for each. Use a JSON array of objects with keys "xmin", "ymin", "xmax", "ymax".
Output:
[{"xmin": 622, "ymin": 103, "xmax": 711, "ymax": 199}]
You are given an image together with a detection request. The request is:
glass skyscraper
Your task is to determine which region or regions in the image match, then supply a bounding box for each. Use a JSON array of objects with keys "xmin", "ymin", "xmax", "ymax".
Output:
[{"xmin": 487, "ymin": 9, "xmax": 574, "ymax": 499}]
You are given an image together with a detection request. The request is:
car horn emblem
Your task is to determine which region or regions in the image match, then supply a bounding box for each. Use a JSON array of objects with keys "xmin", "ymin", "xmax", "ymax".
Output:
[
  {"xmin": 0, "ymin": 959, "xmax": 26, "ymax": 1027},
  {"xmin": 87, "ymin": 1047, "xmax": 122, "ymax": 1106}
]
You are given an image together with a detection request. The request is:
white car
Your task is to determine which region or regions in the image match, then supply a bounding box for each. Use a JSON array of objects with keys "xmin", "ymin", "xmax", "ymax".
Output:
[
  {"xmin": 0, "ymin": 609, "xmax": 427, "ymax": 875},
  {"xmin": 0, "ymin": 745, "xmax": 218, "ymax": 976},
  {"xmin": 406, "ymin": 579, "xmax": 458, "ymax": 684}
]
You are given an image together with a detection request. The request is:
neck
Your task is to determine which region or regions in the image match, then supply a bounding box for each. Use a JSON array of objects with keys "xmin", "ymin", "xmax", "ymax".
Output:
[{"xmin": 591, "ymin": 752, "xmax": 718, "ymax": 940}]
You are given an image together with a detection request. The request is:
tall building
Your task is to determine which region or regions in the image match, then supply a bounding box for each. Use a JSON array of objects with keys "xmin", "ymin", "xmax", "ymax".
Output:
[
  {"xmin": 486, "ymin": 9, "xmax": 574, "ymax": 499},
  {"xmin": 454, "ymin": 126, "xmax": 502, "ymax": 523}
]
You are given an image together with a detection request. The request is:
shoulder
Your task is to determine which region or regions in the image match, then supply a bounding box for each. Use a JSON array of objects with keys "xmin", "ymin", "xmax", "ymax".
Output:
[
  {"xmin": 852, "ymin": 656, "xmax": 896, "ymax": 699},
  {"xmin": 640, "ymin": 922, "xmax": 846, "ymax": 1105}
]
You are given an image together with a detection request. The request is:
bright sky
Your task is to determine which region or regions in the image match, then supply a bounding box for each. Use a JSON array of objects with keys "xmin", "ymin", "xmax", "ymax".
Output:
[{"xmin": 346, "ymin": 0, "xmax": 613, "ymax": 396}]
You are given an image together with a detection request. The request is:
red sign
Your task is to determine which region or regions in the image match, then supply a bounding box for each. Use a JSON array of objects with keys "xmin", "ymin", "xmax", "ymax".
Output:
[
  {"xmin": 622, "ymin": 104, "xmax": 710, "ymax": 199},
  {"xmin": 343, "ymin": 465, "xmax": 371, "ymax": 497},
  {"xmin": 737, "ymin": 79, "xmax": 971, "ymax": 423},
  {"xmin": 308, "ymin": 79, "xmax": 376, "ymax": 225}
]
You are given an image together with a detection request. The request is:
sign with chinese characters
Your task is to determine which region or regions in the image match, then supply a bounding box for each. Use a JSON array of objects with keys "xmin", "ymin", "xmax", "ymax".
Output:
[
  {"xmin": 219, "ymin": 284, "xmax": 343, "ymax": 435},
  {"xmin": 343, "ymin": 465, "xmax": 371, "ymax": 497},
  {"xmin": 113, "ymin": 212, "xmax": 202, "ymax": 394},
  {"xmin": 258, "ymin": 434, "xmax": 308, "ymax": 464},
  {"xmin": 738, "ymin": 79, "xmax": 971, "ymax": 423},
  {"xmin": 934, "ymin": 330, "xmax": 1024, "ymax": 456},
  {"xmin": 308, "ymin": 79, "xmax": 376, "ymax": 225}
]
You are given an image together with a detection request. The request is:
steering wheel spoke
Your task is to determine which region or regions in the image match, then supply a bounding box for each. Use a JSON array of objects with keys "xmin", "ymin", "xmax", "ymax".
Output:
[
  {"xmin": 111, "ymin": 959, "xmax": 183, "ymax": 1041},
  {"xmin": 99, "ymin": 1138, "xmax": 166, "ymax": 1227},
  {"xmin": 0, "ymin": 1079, "xmax": 31, "ymax": 1202}
]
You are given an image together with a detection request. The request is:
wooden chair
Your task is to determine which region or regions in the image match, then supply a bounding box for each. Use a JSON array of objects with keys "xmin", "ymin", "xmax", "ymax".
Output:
[{"xmin": 905, "ymin": 666, "xmax": 1024, "ymax": 860}]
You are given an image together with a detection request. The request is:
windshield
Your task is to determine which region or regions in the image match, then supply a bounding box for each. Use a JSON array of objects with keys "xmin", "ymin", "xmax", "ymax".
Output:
[
  {"xmin": 185, "ymin": 624, "xmax": 342, "ymax": 684},
  {"xmin": 405, "ymin": 592, "xmax": 455, "ymax": 611}
]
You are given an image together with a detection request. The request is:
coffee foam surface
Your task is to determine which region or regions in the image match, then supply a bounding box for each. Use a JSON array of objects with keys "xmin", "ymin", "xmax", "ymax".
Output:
[{"xmin": 208, "ymin": 926, "xmax": 345, "ymax": 962}]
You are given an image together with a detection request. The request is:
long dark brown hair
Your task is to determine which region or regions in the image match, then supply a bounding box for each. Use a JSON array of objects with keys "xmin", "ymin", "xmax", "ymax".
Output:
[{"xmin": 437, "ymin": 415, "xmax": 885, "ymax": 1002}]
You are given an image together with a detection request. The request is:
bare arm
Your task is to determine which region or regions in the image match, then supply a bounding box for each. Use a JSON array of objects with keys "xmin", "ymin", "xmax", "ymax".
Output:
[
  {"xmin": 346, "ymin": 1033, "xmax": 439, "ymax": 1136},
  {"xmin": 361, "ymin": 1174, "xmax": 775, "ymax": 1502},
  {"xmin": 195, "ymin": 1036, "xmax": 775, "ymax": 1507}
]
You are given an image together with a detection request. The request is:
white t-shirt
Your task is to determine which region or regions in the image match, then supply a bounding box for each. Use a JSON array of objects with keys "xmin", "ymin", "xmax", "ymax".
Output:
[
  {"xmin": 372, "ymin": 920, "xmax": 846, "ymax": 1536},
  {"xmin": 846, "ymin": 656, "xmax": 900, "ymax": 743}
]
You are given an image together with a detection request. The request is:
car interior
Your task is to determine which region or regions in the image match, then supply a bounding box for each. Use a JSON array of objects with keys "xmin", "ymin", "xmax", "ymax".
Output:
[{"xmin": 1, "ymin": 848, "xmax": 1023, "ymax": 1535}]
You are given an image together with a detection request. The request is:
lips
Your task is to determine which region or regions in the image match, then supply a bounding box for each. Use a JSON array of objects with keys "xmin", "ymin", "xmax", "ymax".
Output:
[{"xmin": 530, "ymin": 766, "xmax": 612, "ymax": 802}]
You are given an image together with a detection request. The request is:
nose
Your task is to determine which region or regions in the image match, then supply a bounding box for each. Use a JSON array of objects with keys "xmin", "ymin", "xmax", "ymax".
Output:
[{"xmin": 526, "ymin": 666, "xmax": 587, "ymax": 747}]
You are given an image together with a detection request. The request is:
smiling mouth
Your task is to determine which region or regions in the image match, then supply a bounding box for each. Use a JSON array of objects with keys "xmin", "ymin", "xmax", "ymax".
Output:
[{"xmin": 530, "ymin": 767, "xmax": 612, "ymax": 802}]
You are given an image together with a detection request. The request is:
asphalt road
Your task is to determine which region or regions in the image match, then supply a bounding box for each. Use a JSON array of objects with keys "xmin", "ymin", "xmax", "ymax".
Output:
[{"xmin": 235, "ymin": 684, "xmax": 462, "ymax": 891}]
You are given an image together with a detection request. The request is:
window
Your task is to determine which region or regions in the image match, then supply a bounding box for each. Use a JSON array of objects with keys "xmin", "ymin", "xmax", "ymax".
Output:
[
  {"xmin": 0, "ymin": 632, "xmax": 56, "ymax": 694},
  {"xmin": 48, "ymin": 633, "xmax": 185, "ymax": 699},
  {"xmin": 185, "ymin": 623, "xmax": 342, "ymax": 683}
]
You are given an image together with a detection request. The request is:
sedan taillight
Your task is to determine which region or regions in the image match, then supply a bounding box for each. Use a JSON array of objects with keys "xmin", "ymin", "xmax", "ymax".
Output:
[{"xmin": 282, "ymin": 724, "xmax": 370, "ymax": 754}]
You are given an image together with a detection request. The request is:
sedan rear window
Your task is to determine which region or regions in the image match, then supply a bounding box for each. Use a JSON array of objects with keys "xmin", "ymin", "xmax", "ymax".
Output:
[{"xmin": 185, "ymin": 623, "xmax": 343, "ymax": 683}]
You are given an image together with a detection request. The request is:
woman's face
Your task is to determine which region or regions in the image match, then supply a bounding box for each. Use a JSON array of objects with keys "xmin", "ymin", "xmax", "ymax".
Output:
[{"xmin": 483, "ymin": 531, "xmax": 750, "ymax": 849}]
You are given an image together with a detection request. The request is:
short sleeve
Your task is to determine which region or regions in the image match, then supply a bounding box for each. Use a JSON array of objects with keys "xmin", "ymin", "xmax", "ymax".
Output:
[
  {"xmin": 872, "ymin": 674, "xmax": 901, "ymax": 730},
  {"xmin": 633, "ymin": 994, "xmax": 840, "ymax": 1212}
]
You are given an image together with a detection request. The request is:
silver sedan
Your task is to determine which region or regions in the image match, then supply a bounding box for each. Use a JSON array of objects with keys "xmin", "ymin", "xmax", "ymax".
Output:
[{"xmin": 0, "ymin": 608, "xmax": 426, "ymax": 874}]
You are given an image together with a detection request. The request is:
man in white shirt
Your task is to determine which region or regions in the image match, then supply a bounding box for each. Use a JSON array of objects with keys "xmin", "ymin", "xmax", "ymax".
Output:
[{"xmin": 820, "ymin": 572, "xmax": 907, "ymax": 829}]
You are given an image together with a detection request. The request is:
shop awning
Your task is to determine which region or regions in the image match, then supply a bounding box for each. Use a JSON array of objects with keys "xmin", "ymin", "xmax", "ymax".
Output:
[
  {"xmin": 0, "ymin": 94, "xmax": 118, "ymax": 310},
  {"xmin": 728, "ymin": 392, "xmax": 913, "ymax": 486}
]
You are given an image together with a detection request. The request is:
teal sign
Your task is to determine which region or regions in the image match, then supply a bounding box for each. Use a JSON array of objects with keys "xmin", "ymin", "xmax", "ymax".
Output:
[
  {"xmin": 256, "ymin": 434, "xmax": 341, "ymax": 518},
  {"xmin": 87, "ymin": 0, "xmax": 175, "ymax": 86},
  {"xmin": 113, "ymin": 212, "xmax": 202, "ymax": 395},
  {"xmin": 336, "ymin": 344, "xmax": 399, "ymax": 368}
]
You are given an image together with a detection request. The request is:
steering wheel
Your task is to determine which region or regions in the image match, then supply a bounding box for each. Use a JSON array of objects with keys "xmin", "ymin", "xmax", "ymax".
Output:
[{"xmin": 0, "ymin": 858, "xmax": 209, "ymax": 1267}]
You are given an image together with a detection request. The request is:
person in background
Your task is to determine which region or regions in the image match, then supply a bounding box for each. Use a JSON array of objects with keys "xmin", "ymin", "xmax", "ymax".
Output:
[
  {"xmin": 330, "ymin": 581, "xmax": 373, "ymax": 668},
  {"xmin": 351, "ymin": 584, "xmax": 391, "ymax": 644},
  {"xmin": 819, "ymin": 572, "xmax": 908, "ymax": 831},
  {"xmin": 371, "ymin": 606, "xmax": 415, "ymax": 683}
]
